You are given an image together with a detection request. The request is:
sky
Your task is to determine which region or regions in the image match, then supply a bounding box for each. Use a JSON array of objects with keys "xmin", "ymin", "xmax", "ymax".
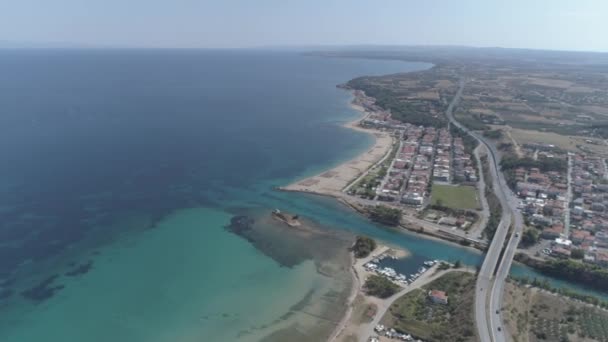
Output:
[{"xmin": 0, "ymin": 0, "xmax": 607, "ymax": 52}]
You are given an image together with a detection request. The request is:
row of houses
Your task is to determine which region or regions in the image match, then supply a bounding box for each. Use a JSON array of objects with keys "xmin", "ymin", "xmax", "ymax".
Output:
[
  {"xmin": 571, "ymin": 154, "xmax": 608, "ymax": 221},
  {"xmin": 516, "ymin": 165, "xmax": 569, "ymax": 227},
  {"xmin": 376, "ymin": 124, "xmax": 418, "ymax": 202},
  {"xmin": 400, "ymin": 126, "xmax": 439, "ymax": 206},
  {"xmin": 432, "ymin": 129, "xmax": 452, "ymax": 182},
  {"xmin": 452, "ymin": 137, "xmax": 477, "ymax": 182},
  {"xmin": 565, "ymin": 154, "xmax": 608, "ymax": 265},
  {"xmin": 538, "ymin": 153, "xmax": 608, "ymax": 267}
]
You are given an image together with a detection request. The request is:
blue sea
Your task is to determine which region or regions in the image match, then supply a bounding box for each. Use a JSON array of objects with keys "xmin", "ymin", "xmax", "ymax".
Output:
[{"xmin": 0, "ymin": 49, "xmax": 602, "ymax": 341}]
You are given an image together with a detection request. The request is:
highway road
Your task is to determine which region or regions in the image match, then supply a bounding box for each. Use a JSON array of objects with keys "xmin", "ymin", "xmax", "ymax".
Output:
[{"xmin": 445, "ymin": 80, "xmax": 524, "ymax": 342}]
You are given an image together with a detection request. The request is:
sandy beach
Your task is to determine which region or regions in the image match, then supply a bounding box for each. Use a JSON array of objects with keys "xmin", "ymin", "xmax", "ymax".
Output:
[{"xmin": 280, "ymin": 96, "xmax": 395, "ymax": 197}]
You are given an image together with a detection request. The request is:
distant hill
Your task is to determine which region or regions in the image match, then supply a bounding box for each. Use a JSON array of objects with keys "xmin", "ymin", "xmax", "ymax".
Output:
[
  {"xmin": 310, "ymin": 45, "xmax": 608, "ymax": 67},
  {"xmin": 0, "ymin": 40, "xmax": 91, "ymax": 49}
]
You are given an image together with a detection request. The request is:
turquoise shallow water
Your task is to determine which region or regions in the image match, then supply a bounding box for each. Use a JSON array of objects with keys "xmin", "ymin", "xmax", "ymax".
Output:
[
  {"xmin": 0, "ymin": 50, "xmax": 604, "ymax": 341},
  {"xmin": 0, "ymin": 208, "xmax": 331, "ymax": 341}
]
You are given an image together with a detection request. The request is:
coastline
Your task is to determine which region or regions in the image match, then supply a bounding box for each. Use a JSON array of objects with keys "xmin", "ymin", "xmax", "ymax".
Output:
[
  {"xmin": 329, "ymin": 245, "xmax": 407, "ymax": 342},
  {"xmin": 279, "ymin": 90, "xmax": 487, "ymax": 253},
  {"xmin": 279, "ymin": 90, "xmax": 395, "ymax": 198}
]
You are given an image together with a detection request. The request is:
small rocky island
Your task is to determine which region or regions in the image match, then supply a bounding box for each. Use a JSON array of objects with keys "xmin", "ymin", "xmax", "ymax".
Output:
[{"xmin": 271, "ymin": 209, "xmax": 301, "ymax": 227}]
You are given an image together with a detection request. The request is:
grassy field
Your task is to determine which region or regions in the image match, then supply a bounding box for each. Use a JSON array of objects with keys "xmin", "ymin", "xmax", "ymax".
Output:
[
  {"xmin": 430, "ymin": 184, "xmax": 479, "ymax": 210},
  {"xmin": 380, "ymin": 271, "xmax": 477, "ymax": 342}
]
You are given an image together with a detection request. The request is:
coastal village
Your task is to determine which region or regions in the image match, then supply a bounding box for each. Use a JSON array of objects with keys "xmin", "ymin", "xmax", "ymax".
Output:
[
  {"xmin": 514, "ymin": 148, "xmax": 608, "ymax": 266},
  {"xmin": 279, "ymin": 51, "xmax": 608, "ymax": 342},
  {"xmin": 354, "ymin": 90, "xmax": 477, "ymax": 207},
  {"xmin": 338, "ymin": 89, "xmax": 608, "ymax": 275},
  {"xmin": 329, "ymin": 91, "xmax": 608, "ymax": 342}
]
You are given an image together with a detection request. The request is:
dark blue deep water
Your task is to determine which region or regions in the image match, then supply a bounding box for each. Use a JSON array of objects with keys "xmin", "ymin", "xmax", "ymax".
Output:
[
  {"xmin": 0, "ymin": 50, "xmax": 605, "ymax": 340},
  {"xmin": 0, "ymin": 50, "xmax": 425, "ymax": 279}
]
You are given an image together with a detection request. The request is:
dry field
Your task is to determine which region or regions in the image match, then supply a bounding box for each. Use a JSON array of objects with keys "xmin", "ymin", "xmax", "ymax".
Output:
[
  {"xmin": 509, "ymin": 128, "xmax": 608, "ymax": 156},
  {"xmin": 435, "ymin": 79, "xmax": 455, "ymax": 88},
  {"xmin": 504, "ymin": 281, "xmax": 608, "ymax": 342}
]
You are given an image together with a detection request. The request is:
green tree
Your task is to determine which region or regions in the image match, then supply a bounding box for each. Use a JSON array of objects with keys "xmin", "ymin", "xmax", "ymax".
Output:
[
  {"xmin": 363, "ymin": 275, "xmax": 400, "ymax": 298},
  {"xmin": 351, "ymin": 236, "xmax": 377, "ymax": 258},
  {"xmin": 571, "ymin": 248, "xmax": 585, "ymax": 260},
  {"xmin": 369, "ymin": 205, "xmax": 402, "ymax": 226},
  {"xmin": 520, "ymin": 229, "xmax": 539, "ymax": 247}
]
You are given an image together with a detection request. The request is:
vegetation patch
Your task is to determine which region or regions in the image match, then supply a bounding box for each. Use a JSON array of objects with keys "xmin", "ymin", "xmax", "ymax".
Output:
[
  {"xmin": 515, "ymin": 254, "xmax": 608, "ymax": 293},
  {"xmin": 368, "ymin": 205, "xmax": 402, "ymax": 226},
  {"xmin": 505, "ymin": 279, "xmax": 608, "ymax": 342},
  {"xmin": 483, "ymin": 129, "xmax": 504, "ymax": 139},
  {"xmin": 430, "ymin": 184, "xmax": 479, "ymax": 210},
  {"xmin": 481, "ymin": 155, "xmax": 503, "ymax": 240},
  {"xmin": 363, "ymin": 275, "xmax": 400, "ymax": 299},
  {"xmin": 351, "ymin": 236, "xmax": 377, "ymax": 258},
  {"xmin": 519, "ymin": 228, "xmax": 540, "ymax": 247},
  {"xmin": 381, "ymin": 271, "xmax": 477, "ymax": 342}
]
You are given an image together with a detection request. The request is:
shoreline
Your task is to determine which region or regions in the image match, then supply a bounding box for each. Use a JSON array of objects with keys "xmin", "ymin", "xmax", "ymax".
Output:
[
  {"xmin": 278, "ymin": 90, "xmax": 487, "ymax": 253},
  {"xmin": 278, "ymin": 89, "xmax": 395, "ymax": 198},
  {"xmin": 329, "ymin": 244, "xmax": 406, "ymax": 342}
]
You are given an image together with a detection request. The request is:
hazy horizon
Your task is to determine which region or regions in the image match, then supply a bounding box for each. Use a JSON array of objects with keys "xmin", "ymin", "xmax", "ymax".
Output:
[{"xmin": 1, "ymin": 0, "xmax": 607, "ymax": 52}]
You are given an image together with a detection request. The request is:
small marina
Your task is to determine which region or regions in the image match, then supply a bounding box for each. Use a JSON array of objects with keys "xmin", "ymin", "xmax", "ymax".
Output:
[
  {"xmin": 363, "ymin": 252, "xmax": 439, "ymax": 286},
  {"xmin": 371, "ymin": 324, "xmax": 424, "ymax": 342}
]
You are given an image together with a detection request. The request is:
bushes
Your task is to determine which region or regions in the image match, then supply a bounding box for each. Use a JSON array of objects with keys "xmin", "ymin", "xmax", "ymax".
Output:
[
  {"xmin": 351, "ymin": 236, "xmax": 377, "ymax": 258},
  {"xmin": 515, "ymin": 254, "xmax": 608, "ymax": 292},
  {"xmin": 500, "ymin": 155, "xmax": 567, "ymax": 173},
  {"xmin": 511, "ymin": 275, "xmax": 608, "ymax": 309},
  {"xmin": 438, "ymin": 262, "xmax": 451, "ymax": 270},
  {"xmin": 571, "ymin": 248, "xmax": 585, "ymax": 260},
  {"xmin": 364, "ymin": 275, "xmax": 400, "ymax": 298},
  {"xmin": 519, "ymin": 229, "xmax": 539, "ymax": 247},
  {"xmin": 483, "ymin": 130, "xmax": 504, "ymax": 139},
  {"xmin": 369, "ymin": 205, "xmax": 402, "ymax": 226}
]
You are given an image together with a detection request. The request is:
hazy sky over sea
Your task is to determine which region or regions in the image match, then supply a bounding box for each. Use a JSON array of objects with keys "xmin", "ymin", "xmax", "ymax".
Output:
[{"xmin": 1, "ymin": 0, "xmax": 606, "ymax": 52}]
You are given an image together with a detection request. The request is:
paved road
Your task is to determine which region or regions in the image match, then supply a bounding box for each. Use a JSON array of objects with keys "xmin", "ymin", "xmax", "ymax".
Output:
[{"xmin": 446, "ymin": 80, "xmax": 524, "ymax": 342}]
